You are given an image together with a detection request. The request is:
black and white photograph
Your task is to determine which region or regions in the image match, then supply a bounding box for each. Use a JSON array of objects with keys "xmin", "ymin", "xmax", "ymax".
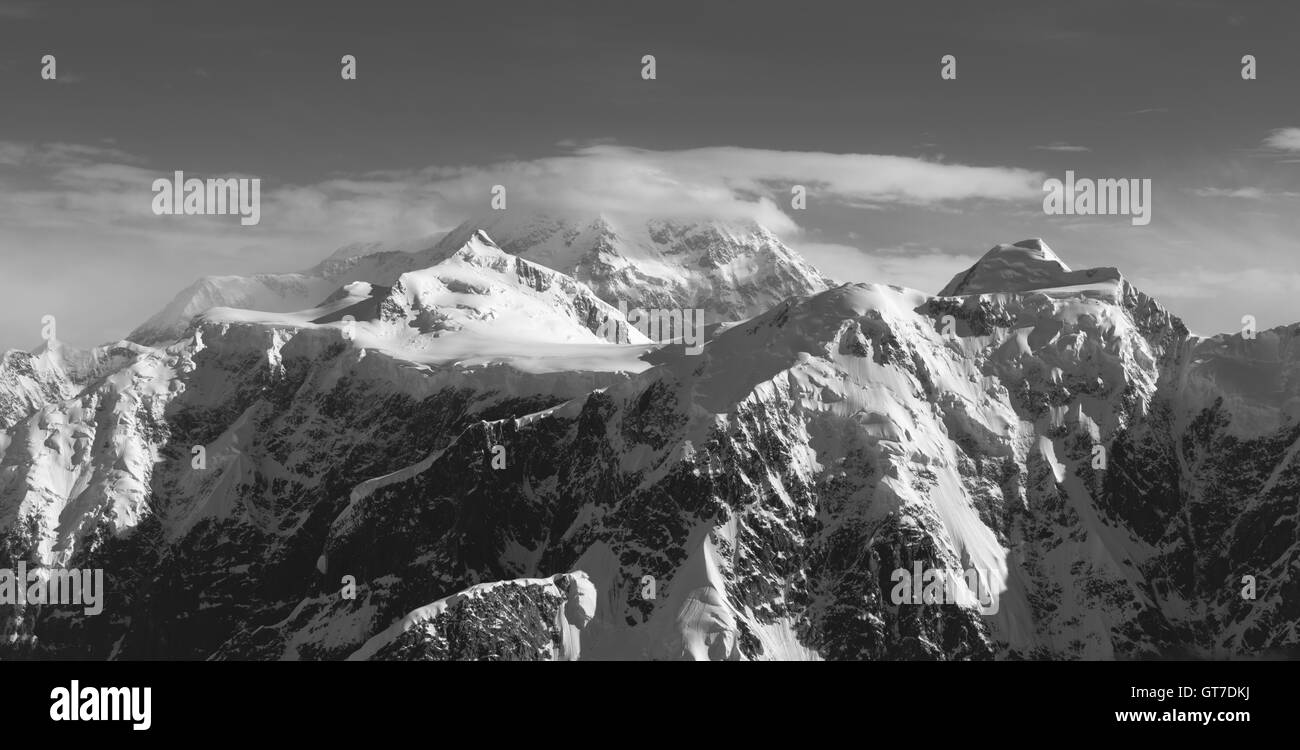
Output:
[{"xmin": 0, "ymin": 0, "xmax": 1294, "ymax": 734}]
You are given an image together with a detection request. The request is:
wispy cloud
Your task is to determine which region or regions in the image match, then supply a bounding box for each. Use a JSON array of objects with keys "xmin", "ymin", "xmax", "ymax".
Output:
[
  {"xmin": 377, "ymin": 144, "xmax": 1048, "ymax": 228},
  {"xmin": 1032, "ymin": 142, "xmax": 1090, "ymax": 152},
  {"xmin": 1139, "ymin": 266, "xmax": 1300, "ymax": 301},
  {"xmin": 0, "ymin": 139, "xmax": 1046, "ymax": 348},
  {"xmin": 0, "ymin": 141, "xmax": 142, "ymax": 169},
  {"xmin": 1263, "ymin": 128, "xmax": 1300, "ymax": 152},
  {"xmin": 795, "ymin": 242, "xmax": 979, "ymax": 294},
  {"xmin": 0, "ymin": 140, "xmax": 1043, "ymax": 243},
  {"xmin": 1191, "ymin": 186, "xmax": 1300, "ymax": 200}
]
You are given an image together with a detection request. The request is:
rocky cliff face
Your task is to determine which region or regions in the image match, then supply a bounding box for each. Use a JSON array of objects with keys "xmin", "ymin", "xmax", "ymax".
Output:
[{"xmin": 2, "ymin": 235, "xmax": 1295, "ymax": 660}]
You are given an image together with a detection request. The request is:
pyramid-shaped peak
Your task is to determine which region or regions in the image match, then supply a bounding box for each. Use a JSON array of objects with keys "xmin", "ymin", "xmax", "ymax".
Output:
[
  {"xmin": 446, "ymin": 229, "xmax": 508, "ymax": 261},
  {"xmin": 1012, "ymin": 237, "xmax": 1049, "ymax": 251},
  {"xmin": 986, "ymin": 239, "xmax": 1068, "ymax": 269},
  {"xmin": 937, "ymin": 239, "xmax": 1119, "ymax": 297}
]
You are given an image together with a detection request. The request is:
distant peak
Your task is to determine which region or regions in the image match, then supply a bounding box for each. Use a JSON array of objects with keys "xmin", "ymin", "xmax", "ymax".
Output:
[
  {"xmin": 938, "ymin": 239, "xmax": 1121, "ymax": 297},
  {"xmin": 981, "ymin": 239, "xmax": 1068, "ymax": 269},
  {"xmin": 453, "ymin": 230, "xmax": 506, "ymax": 260},
  {"xmin": 1012, "ymin": 238, "xmax": 1048, "ymax": 251},
  {"xmin": 319, "ymin": 235, "xmax": 442, "ymax": 266}
]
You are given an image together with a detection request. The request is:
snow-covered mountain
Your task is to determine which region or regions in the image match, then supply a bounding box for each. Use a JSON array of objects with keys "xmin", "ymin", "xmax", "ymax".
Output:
[
  {"xmin": 128, "ymin": 213, "xmax": 831, "ymax": 345},
  {"xmin": 437, "ymin": 212, "xmax": 832, "ymax": 323},
  {"xmin": 126, "ymin": 242, "xmax": 434, "ymax": 347},
  {"xmin": 938, "ymin": 238, "xmax": 1121, "ymax": 296},
  {"xmin": 0, "ymin": 340, "xmax": 149, "ymax": 430},
  {"xmin": 0, "ymin": 232, "xmax": 651, "ymax": 568},
  {"xmin": 2, "ymin": 234, "xmax": 1296, "ymax": 660}
]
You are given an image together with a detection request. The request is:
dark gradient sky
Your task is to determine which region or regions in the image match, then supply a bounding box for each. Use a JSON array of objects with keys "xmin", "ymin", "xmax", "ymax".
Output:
[{"xmin": 1, "ymin": 0, "xmax": 1298, "ymax": 349}]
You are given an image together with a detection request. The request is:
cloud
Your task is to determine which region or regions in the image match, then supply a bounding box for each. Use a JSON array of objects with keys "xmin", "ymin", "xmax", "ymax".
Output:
[
  {"xmin": 1137, "ymin": 266, "xmax": 1300, "ymax": 300},
  {"xmin": 0, "ymin": 142, "xmax": 28, "ymax": 166},
  {"xmin": 1263, "ymin": 128, "xmax": 1300, "ymax": 152},
  {"xmin": 0, "ymin": 140, "xmax": 1043, "ymax": 250},
  {"xmin": 0, "ymin": 139, "xmax": 1045, "ymax": 349},
  {"xmin": 1192, "ymin": 187, "xmax": 1300, "ymax": 200},
  {"xmin": 795, "ymin": 242, "xmax": 979, "ymax": 294},
  {"xmin": 323, "ymin": 144, "xmax": 1046, "ymax": 235},
  {"xmin": 0, "ymin": 141, "xmax": 142, "ymax": 170},
  {"xmin": 1032, "ymin": 142, "xmax": 1090, "ymax": 152},
  {"xmin": 1192, "ymin": 187, "xmax": 1266, "ymax": 199}
]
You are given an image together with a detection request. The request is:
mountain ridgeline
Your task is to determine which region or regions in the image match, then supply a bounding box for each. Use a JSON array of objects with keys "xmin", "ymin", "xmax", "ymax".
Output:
[{"xmin": 1, "ymin": 223, "xmax": 1296, "ymax": 660}]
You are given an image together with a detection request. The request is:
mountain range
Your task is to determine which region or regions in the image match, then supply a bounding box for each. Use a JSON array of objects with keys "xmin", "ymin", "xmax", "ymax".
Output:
[{"xmin": 2, "ymin": 219, "xmax": 1296, "ymax": 660}]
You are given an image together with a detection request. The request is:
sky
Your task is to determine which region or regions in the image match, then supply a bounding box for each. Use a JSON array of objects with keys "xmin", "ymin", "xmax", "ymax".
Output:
[{"xmin": 1, "ymin": 0, "xmax": 1297, "ymax": 350}]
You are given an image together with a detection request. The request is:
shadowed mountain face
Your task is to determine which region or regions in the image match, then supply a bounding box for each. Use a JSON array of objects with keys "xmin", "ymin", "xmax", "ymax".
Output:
[{"xmin": 1, "ymin": 234, "xmax": 1296, "ymax": 660}]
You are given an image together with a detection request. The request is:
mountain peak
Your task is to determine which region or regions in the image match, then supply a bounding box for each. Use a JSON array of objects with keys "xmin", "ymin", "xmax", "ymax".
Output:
[
  {"xmin": 937, "ymin": 239, "xmax": 1121, "ymax": 297},
  {"xmin": 438, "ymin": 211, "xmax": 831, "ymax": 323},
  {"xmin": 1010, "ymin": 237, "xmax": 1051, "ymax": 252},
  {"xmin": 317, "ymin": 235, "xmax": 443, "ymax": 267},
  {"xmin": 128, "ymin": 210, "xmax": 830, "ymax": 346},
  {"xmin": 978, "ymin": 238, "xmax": 1070, "ymax": 271}
]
